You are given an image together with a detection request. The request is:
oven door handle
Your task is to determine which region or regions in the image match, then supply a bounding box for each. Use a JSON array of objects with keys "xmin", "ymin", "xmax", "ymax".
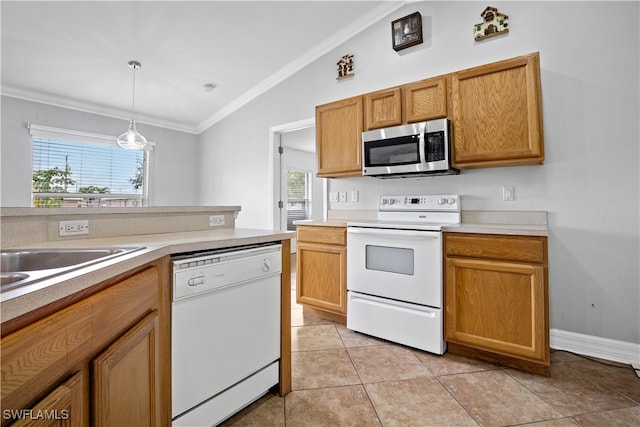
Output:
[{"xmin": 347, "ymin": 227, "xmax": 439, "ymax": 239}]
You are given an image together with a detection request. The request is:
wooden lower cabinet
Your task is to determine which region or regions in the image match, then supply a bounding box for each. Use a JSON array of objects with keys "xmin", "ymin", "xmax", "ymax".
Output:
[
  {"xmin": 92, "ymin": 311, "xmax": 160, "ymax": 427},
  {"xmin": 296, "ymin": 225, "xmax": 347, "ymax": 322},
  {"xmin": 11, "ymin": 373, "xmax": 83, "ymax": 427},
  {"xmin": 1, "ymin": 258, "xmax": 170, "ymax": 427},
  {"xmin": 444, "ymin": 233, "xmax": 550, "ymax": 375}
]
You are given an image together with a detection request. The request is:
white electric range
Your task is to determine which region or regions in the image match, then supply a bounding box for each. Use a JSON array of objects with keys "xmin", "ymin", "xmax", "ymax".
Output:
[{"xmin": 346, "ymin": 194, "xmax": 460, "ymax": 354}]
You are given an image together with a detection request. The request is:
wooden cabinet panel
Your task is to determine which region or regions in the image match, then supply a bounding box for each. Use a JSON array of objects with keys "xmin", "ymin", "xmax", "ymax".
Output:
[
  {"xmin": 403, "ymin": 76, "xmax": 448, "ymax": 123},
  {"xmin": 444, "ymin": 233, "xmax": 549, "ymax": 375},
  {"xmin": 92, "ymin": 311, "xmax": 160, "ymax": 427},
  {"xmin": 296, "ymin": 241, "xmax": 347, "ymax": 316},
  {"xmin": 445, "ymin": 234, "xmax": 546, "ymax": 264},
  {"xmin": 316, "ymin": 96, "xmax": 363, "ymax": 177},
  {"xmin": 296, "ymin": 225, "xmax": 346, "ymax": 246},
  {"xmin": 364, "ymin": 87, "xmax": 402, "ymax": 130},
  {"xmin": 452, "ymin": 52, "xmax": 544, "ymax": 168},
  {"xmin": 11, "ymin": 373, "xmax": 83, "ymax": 427},
  {"xmin": 445, "ymin": 258, "xmax": 546, "ymax": 361}
]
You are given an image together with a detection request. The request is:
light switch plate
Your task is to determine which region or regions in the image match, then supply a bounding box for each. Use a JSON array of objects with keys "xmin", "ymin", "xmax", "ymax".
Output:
[{"xmin": 339, "ymin": 192, "xmax": 347, "ymax": 202}]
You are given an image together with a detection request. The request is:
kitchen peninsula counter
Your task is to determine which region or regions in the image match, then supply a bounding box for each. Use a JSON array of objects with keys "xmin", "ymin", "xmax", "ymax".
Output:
[{"xmin": 1, "ymin": 227, "xmax": 294, "ymax": 324}]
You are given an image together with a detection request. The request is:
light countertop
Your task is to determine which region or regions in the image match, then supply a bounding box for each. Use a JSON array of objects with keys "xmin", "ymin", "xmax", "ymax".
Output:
[
  {"xmin": 295, "ymin": 210, "xmax": 549, "ymax": 237},
  {"xmin": 1, "ymin": 228, "xmax": 294, "ymax": 323}
]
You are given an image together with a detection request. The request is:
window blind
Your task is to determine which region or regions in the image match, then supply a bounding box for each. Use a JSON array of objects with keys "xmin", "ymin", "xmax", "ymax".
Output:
[{"xmin": 29, "ymin": 124, "xmax": 149, "ymax": 207}]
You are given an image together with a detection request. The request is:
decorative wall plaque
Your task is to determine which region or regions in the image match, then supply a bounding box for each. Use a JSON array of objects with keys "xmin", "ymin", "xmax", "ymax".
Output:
[
  {"xmin": 474, "ymin": 6, "xmax": 509, "ymax": 41},
  {"xmin": 337, "ymin": 54, "xmax": 354, "ymax": 80},
  {"xmin": 392, "ymin": 12, "xmax": 423, "ymax": 51}
]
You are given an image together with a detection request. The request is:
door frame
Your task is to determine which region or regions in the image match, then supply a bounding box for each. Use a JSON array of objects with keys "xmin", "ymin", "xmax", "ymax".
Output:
[{"xmin": 268, "ymin": 117, "xmax": 326, "ymax": 231}]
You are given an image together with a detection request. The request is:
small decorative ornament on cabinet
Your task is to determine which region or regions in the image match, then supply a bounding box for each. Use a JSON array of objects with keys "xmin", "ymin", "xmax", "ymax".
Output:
[
  {"xmin": 474, "ymin": 6, "xmax": 509, "ymax": 41},
  {"xmin": 337, "ymin": 54, "xmax": 354, "ymax": 80},
  {"xmin": 392, "ymin": 12, "xmax": 423, "ymax": 51}
]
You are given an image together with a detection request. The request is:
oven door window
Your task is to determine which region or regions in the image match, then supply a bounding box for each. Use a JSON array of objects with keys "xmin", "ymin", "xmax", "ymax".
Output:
[
  {"xmin": 364, "ymin": 135, "xmax": 420, "ymax": 167},
  {"xmin": 365, "ymin": 245, "xmax": 414, "ymax": 275}
]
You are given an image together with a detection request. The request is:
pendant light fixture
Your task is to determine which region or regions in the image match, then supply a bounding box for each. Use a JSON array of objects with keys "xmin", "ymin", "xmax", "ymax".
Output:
[{"xmin": 117, "ymin": 60, "xmax": 147, "ymax": 150}]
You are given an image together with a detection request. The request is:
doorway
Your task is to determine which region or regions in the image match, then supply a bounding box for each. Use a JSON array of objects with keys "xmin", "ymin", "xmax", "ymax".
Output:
[{"xmin": 269, "ymin": 118, "xmax": 326, "ymax": 251}]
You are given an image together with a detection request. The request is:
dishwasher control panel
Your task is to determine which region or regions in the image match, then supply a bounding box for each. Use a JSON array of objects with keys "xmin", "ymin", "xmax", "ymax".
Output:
[{"xmin": 172, "ymin": 244, "xmax": 282, "ymax": 301}]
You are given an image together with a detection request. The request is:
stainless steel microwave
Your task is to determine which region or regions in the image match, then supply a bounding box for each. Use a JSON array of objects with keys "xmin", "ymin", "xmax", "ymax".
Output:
[{"xmin": 362, "ymin": 118, "xmax": 459, "ymax": 178}]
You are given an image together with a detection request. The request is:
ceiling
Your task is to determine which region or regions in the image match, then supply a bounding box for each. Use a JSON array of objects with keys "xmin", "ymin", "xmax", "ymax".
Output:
[{"xmin": 1, "ymin": 1, "xmax": 406, "ymax": 134}]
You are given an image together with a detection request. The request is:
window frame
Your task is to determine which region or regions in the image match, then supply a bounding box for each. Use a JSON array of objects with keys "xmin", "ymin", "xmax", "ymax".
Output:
[{"xmin": 29, "ymin": 124, "xmax": 153, "ymax": 208}]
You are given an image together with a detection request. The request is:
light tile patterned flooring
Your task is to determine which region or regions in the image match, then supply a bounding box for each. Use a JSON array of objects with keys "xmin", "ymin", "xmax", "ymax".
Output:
[{"xmin": 222, "ymin": 258, "xmax": 640, "ymax": 426}]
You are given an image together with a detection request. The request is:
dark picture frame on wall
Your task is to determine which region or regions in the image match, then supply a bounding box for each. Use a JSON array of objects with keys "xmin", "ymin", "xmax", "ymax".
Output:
[{"xmin": 392, "ymin": 12, "xmax": 423, "ymax": 51}]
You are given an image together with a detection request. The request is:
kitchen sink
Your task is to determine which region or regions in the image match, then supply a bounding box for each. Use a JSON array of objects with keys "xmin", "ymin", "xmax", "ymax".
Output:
[
  {"xmin": 1, "ymin": 247, "xmax": 145, "ymax": 293},
  {"xmin": 1, "ymin": 272, "xmax": 30, "ymax": 286}
]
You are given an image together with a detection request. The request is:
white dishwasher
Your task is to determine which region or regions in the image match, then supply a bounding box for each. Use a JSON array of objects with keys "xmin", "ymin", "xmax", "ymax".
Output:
[{"xmin": 171, "ymin": 243, "xmax": 282, "ymax": 427}]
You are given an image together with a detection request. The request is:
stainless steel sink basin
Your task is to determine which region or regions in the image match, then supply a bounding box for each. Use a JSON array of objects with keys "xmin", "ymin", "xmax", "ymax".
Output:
[
  {"xmin": 1, "ymin": 246, "xmax": 145, "ymax": 293},
  {"xmin": 1, "ymin": 272, "xmax": 29, "ymax": 286}
]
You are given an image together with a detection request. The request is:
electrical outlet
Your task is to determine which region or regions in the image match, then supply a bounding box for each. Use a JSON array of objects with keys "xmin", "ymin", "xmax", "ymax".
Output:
[
  {"xmin": 59, "ymin": 220, "xmax": 89, "ymax": 236},
  {"xmin": 351, "ymin": 190, "xmax": 359, "ymax": 202},
  {"xmin": 329, "ymin": 192, "xmax": 339, "ymax": 203},
  {"xmin": 339, "ymin": 192, "xmax": 347, "ymax": 202},
  {"xmin": 209, "ymin": 215, "xmax": 225, "ymax": 226},
  {"xmin": 502, "ymin": 186, "xmax": 515, "ymax": 201}
]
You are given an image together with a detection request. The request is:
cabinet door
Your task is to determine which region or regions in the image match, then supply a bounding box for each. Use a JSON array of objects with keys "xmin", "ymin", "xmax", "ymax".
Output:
[
  {"xmin": 445, "ymin": 257, "xmax": 547, "ymax": 362},
  {"xmin": 403, "ymin": 76, "xmax": 448, "ymax": 123},
  {"xmin": 451, "ymin": 52, "xmax": 544, "ymax": 168},
  {"xmin": 92, "ymin": 311, "xmax": 160, "ymax": 427},
  {"xmin": 364, "ymin": 87, "xmax": 402, "ymax": 130},
  {"xmin": 11, "ymin": 373, "xmax": 83, "ymax": 427},
  {"xmin": 316, "ymin": 96, "xmax": 363, "ymax": 177},
  {"xmin": 296, "ymin": 241, "xmax": 347, "ymax": 315}
]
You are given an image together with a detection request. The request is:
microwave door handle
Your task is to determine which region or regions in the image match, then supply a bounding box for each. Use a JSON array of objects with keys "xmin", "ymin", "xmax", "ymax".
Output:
[
  {"xmin": 347, "ymin": 228, "xmax": 439, "ymax": 239},
  {"xmin": 419, "ymin": 131, "xmax": 427, "ymax": 162}
]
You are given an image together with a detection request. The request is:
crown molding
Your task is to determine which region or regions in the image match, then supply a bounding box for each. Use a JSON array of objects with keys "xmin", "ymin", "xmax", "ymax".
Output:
[
  {"xmin": 195, "ymin": 0, "xmax": 407, "ymax": 133},
  {"xmin": 3, "ymin": 1, "xmax": 408, "ymax": 136},
  {"xmin": 1, "ymin": 86, "xmax": 200, "ymax": 134}
]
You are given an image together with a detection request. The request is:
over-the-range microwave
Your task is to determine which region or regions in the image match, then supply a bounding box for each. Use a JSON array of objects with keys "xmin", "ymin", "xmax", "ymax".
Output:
[{"xmin": 362, "ymin": 118, "xmax": 459, "ymax": 178}]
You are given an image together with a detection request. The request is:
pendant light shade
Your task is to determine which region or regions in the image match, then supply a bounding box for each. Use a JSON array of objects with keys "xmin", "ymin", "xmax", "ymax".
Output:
[{"xmin": 117, "ymin": 60, "xmax": 147, "ymax": 150}]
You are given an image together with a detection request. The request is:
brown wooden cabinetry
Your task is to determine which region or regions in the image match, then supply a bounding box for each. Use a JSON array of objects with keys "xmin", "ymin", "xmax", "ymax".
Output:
[
  {"xmin": 444, "ymin": 233, "xmax": 550, "ymax": 375},
  {"xmin": 315, "ymin": 96, "xmax": 363, "ymax": 177},
  {"xmin": 1, "ymin": 258, "xmax": 170, "ymax": 426},
  {"xmin": 451, "ymin": 52, "xmax": 544, "ymax": 168},
  {"xmin": 296, "ymin": 225, "xmax": 347, "ymax": 322},
  {"xmin": 316, "ymin": 52, "xmax": 544, "ymax": 177},
  {"xmin": 364, "ymin": 87, "xmax": 402, "ymax": 130},
  {"xmin": 403, "ymin": 76, "xmax": 448, "ymax": 123}
]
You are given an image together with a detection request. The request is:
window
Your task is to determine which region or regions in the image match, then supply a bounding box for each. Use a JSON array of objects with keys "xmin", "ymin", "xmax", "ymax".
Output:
[
  {"xmin": 286, "ymin": 170, "xmax": 312, "ymax": 231},
  {"xmin": 29, "ymin": 124, "xmax": 151, "ymax": 208}
]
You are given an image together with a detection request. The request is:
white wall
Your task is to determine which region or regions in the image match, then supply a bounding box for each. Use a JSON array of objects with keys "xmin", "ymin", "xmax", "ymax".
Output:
[
  {"xmin": 1, "ymin": 96, "xmax": 200, "ymax": 206},
  {"xmin": 198, "ymin": 1, "xmax": 640, "ymax": 347}
]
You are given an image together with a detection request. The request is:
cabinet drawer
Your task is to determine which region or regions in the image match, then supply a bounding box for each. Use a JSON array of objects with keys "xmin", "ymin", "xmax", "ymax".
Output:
[
  {"xmin": 297, "ymin": 226, "xmax": 346, "ymax": 246},
  {"xmin": 445, "ymin": 233, "xmax": 546, "ymax": 264}
]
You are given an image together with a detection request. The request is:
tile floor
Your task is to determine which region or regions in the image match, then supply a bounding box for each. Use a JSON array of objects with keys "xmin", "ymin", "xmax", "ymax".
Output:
[{"xmin": 221, "ymin": 257, "xmax": 640, "ymax": 426}]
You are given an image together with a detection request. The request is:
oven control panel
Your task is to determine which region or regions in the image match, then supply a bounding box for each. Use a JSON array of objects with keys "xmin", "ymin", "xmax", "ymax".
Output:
[{"xmin": 379, "ymin": 194, "xmax": 459, "ymax": 211}]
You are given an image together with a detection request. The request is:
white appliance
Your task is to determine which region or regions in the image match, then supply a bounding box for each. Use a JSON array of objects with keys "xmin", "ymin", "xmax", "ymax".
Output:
[
  {"xmin": 171, "ymin": 243, "xmax": 282, "ymax": 426},
  {"xmin": 346, "ymin": 195, "xmax": 460, "ymax": 355}
]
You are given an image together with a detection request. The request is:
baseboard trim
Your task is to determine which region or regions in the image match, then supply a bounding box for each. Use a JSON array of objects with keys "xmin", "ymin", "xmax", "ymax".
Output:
[{"xmin": 550, "ymin": 328, "xmax": 640, "ymax": 366}]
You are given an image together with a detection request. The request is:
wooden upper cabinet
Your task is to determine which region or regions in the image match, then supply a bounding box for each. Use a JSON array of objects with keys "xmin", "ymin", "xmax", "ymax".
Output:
[
  {"xmin": 364, "ymin": 87, "xmax": 402, "ymax": 130},
  {"xmin": 451, "ymin": 52, "xmax": 544, "ymax": 168},
  {"xmin": 316, "ymin": 96, "xmax": 363, "ymax": 177},
  {"xmin": 403, "ymin": 76, "xmax": 448, "ymax": 123}
]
